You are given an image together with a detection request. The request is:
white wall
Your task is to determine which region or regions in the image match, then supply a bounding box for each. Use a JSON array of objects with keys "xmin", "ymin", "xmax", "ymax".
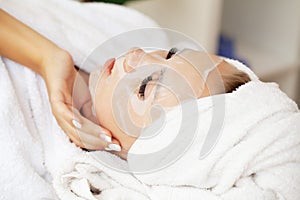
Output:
[
  {"xmin": 221, "ymin": 0, "xmax": 300, "ymax": 64},
  {"xmin": 126, "ymin": 0, "xmax": 223, "ymax": 53},
  {"xmin": 221, "ymin": 0, "xmax": 300, "ymax": 102},
  {"xmin": 127, "ymin": 0, "xmax": 300, "ymax": 103}
]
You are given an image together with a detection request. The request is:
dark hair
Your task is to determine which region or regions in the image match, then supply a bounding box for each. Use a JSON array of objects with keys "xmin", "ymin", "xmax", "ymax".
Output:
[{"xmin": 222, "ymin": 70, "xmax": 251, "ymax": 93}]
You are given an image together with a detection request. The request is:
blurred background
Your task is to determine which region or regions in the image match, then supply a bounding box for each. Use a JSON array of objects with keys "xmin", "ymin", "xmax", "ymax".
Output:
[{"xmin": 85, "ymin": 0, "xmax": 300, "ymax": 106}]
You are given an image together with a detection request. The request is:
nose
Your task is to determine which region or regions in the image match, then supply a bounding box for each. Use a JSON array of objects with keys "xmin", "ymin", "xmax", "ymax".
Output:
[{"xmin": 123, "ymin": 48, "xmax": 145, "ymax": 73}]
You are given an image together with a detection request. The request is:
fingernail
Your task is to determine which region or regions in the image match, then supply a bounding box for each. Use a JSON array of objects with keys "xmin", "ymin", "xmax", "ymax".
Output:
[
  {"xmin": 100, "ymin": 134, "xmax": 112, "ymax": 143},
  {"xmin": 72, "ymin": 119, "xmax": 82, "ymax": 129},
  {"xmin": 108, "ymin": 144, "xmax": 121, "ymax": 152}
]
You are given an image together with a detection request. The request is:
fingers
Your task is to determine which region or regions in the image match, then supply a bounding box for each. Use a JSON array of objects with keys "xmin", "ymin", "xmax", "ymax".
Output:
[
  {"xmin": 80, "ymin": 100, "xmax": 99, "ymax": 124},
  {"xmin": 72, "ymin": 108, "xmax": 110, "ymax": 138},
  {"xmin": 64, "ymin": 118, "xmax": 109, "ymax": 150},
  {"xmin": 52, "ymin": 103, "xmax": 102, "ymax": 149},
  {"xmin": 105, "ymin": 138, "xmax": 121, "ymax": 152},
  {"xmin": 51, "ymin": 100, "xmax": 122, "ymax": 151},
  {"xmin": 64, "ymin": 108, "xmax": 113, "ymax": 150}
]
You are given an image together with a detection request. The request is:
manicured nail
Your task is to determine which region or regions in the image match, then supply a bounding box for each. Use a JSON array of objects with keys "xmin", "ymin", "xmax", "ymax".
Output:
[
  {"xmin": 100, "ymin": 134, "xmax": 112, "ymax": 143},
  {"xmin": 108, "ymin": 144, "xmax": 121, "ymax": 152},
  {"xmin": 72, "ymin": 119, "xmax": 82, "ymax": 129}
]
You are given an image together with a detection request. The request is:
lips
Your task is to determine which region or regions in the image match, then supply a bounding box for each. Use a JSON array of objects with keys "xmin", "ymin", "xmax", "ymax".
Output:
[{"xmin": 104, "ymin": 58, "xmax": 116, "ymax": 75}]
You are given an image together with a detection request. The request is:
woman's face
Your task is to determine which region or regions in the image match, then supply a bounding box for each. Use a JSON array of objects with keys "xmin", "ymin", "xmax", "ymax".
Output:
[{"xmin": 89, "ymin": 48, "xmax": 221, "ymax": 152}]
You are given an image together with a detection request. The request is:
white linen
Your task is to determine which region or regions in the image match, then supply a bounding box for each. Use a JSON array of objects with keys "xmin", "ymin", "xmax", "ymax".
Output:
[
  {"xmin": 0, "ymin": 0, "xmax": 158, "ymax": 199},
  {"xmin": 0, "ymin": 0, "xmax": 300, "ymax": 199},
  {"xmin": 128, "ymin": 78, "xmax": 300, "ymax": 200},
  {"xmin": 0, "ymin": 0, "xmax": 158, "ymax": 70},
  {"xmin": 57, "ymin": 67, "xmax": 300, "ymax": 200}
]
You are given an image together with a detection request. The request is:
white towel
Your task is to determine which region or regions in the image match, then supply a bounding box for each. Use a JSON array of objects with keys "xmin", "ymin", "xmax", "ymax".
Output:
[
  {"xmin": 127, "ymin": 79, "xmax": 300, "ymax": 200},
  {"xmin": 1, "ymin": 0, "xmax": 300, "ymax": 199},
  {"xmin": 0, "ymin": 0, "xmax": 158, "ymax": 199},
  {"xmin": 0, "ymin": 0, "xmax": 158, "ymax": 69},
  {"xmin": 57, "ymin": 74, "xmax": 300, "ymax": 200}
]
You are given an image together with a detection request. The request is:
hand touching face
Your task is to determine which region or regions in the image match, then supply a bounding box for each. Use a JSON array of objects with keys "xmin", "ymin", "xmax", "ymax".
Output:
[{"xmin": 89, "ymin": 48, "xmax": 217, "ymax": 153}]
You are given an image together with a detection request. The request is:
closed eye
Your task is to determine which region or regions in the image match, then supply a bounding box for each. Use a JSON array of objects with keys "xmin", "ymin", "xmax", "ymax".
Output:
[
  {"xmin": 137, "ymin": 70, "xmax": 164, "ymax": 100},
  {"xmin": 138, "ymin": 75, "xmax": 152, "ymax": 100},
  {"xmin": 166, "ymin": 48, "xmax": 178, "ymax": 59}
]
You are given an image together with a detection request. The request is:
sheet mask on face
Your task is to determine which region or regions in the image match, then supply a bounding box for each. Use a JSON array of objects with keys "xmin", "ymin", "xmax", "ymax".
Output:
[
  {"xmin": 89, "ymin": 65, "xmax": 101, "ymax": 116},
  {"xmin": 89, "ymin": 48, "xmax": 222, "ymax": 140},
  {"xmin": 126, "ymin": 57, "xmax": 258, "ymax": 176},
  {"xmin": 88, "ymin": 50, "xmax": 234, "ymax": 171}
]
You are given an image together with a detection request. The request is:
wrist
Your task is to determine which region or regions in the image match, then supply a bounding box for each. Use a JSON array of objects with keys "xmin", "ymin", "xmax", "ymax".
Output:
[
  {"xmin": 41, "ymin": 47, "xmax": 75, "ymax": 81},
  {"xmin": 40, "ymin": 47, "xmax": 77, "ymax": 102}
]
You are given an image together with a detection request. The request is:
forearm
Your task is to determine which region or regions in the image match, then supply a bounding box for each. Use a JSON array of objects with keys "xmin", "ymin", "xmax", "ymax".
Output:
[{"xmin": 0, "ymin": 9, "xmax": 66, "ymax": 77}]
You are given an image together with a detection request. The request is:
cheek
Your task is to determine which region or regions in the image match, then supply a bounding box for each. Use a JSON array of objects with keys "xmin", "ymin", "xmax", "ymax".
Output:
[
  {"xmin": 127, "ymin": 95, "xmax": 152, "ymax": 128},
  {"xmin": 153, "ymin": 88, "xmax": 180, "ymax": 108},
  {"xmin": 94, "ymin": 84, "xmax": 114, "ymax": 126}
]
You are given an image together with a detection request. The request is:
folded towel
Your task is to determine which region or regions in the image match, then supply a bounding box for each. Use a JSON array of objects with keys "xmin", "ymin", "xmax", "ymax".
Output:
[
  {"xmin": 55, "ymin": 60, "xmax": 300, "ymax": 200},
  {"xmin": 126, "ymin": 60, "xmax": 300, "ymax": 199}
]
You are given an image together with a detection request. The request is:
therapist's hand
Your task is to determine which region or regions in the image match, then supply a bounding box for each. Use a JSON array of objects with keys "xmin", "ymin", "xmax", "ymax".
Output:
[
  {"xmin": 42, "ymin": 50, "xmax": 119, "ymax": 151},
  {"xmin": 0, "ymin": 9, "xmax": 121, "ymax": 151}
]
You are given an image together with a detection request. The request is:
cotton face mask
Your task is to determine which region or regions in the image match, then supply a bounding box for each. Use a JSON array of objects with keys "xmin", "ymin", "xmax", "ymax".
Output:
[{"xmin": 89, "ymin": 48, "xmax": 221, "ymax": 140}]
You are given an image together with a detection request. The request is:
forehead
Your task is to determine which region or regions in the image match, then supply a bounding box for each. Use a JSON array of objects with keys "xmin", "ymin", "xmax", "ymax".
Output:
[
  {"xmin": 148, "ymin": 49, "xmax": 221, "ymax": 71},
  {"xmin": 158, "ymin": 49, "xmax": 220, "ymax": 82},
  {"xmin": 175, "ymin": 49, "xmax": 221, "ymax": 71}
]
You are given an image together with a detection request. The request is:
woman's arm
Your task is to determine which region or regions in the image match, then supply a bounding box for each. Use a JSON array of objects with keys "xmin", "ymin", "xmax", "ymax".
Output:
[
  {"xmin": 0, "ymin": 9, "xmax": 67, "ymax": 77},
  {"xmin": 0, "ymin": 9, "xmax": 119, "ymax": 151}
]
